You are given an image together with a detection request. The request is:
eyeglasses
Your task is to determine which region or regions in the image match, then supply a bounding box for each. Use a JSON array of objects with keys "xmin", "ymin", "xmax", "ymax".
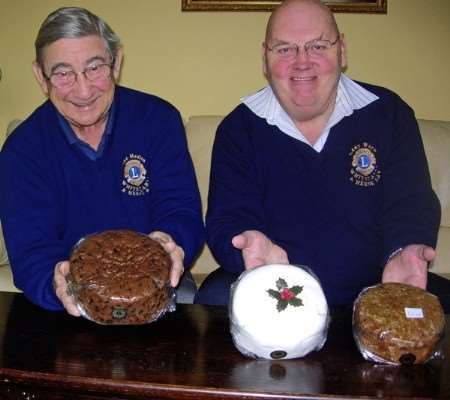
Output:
[
  {"xmin": 265, "ymin": 37, "xmax": 339, "ymax": 60},
  {"xmin": 43, "ymin": 62, "xmax": 113, "ymax": 89}
]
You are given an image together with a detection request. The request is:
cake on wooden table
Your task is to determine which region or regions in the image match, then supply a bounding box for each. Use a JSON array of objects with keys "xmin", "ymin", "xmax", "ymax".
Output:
[
  {"xmin": 353, "ymin": 282, "xmax": 445, "ymax": 365},
  {"xmin": 230, "ymin": 264, "xmax": 329, "ymax": 360},
  {"xmin": 69, "ymin": 229, "xmax": 172, "ymax": 325}
]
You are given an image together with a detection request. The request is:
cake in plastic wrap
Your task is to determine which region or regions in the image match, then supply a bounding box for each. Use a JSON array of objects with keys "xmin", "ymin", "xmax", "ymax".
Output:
[
  {"xmin": 230, "ymin": 264, "xmax": 329, "ymax": 360},
  {"xmin": 68, "ymin": 229, "xmax": 174, "ymax": 325},
  {"xmin": 353, "ymin": 282, "xmax": 445, "ymax": 365}
]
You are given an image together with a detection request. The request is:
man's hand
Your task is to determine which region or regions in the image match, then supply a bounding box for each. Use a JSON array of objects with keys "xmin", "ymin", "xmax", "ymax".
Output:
[
  {"xmin": 149, "ymin": 231, "xmax": 185, "ymax": 287},
  {"xmin": 53, "ymin": 261, "xmax": 81, "ymax": 317},
  {"xmin": 382, "ymin": 244, "xmax": 436, "ymax": 289},
  {"xmin": 232, "ymin": 230, "xmax": 289, "ymax": 270}
]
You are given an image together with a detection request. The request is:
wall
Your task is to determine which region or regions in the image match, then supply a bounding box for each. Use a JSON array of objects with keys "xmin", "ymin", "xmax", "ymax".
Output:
[{"xmin": 1, "ymin": 0, "xmax": 449, "ymax": 142}]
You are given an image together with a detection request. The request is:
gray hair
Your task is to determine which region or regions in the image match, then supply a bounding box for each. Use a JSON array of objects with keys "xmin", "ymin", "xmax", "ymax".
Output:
[{"xmin": 35, "ymin": 7, "xmax": 121, "ymax": 66}]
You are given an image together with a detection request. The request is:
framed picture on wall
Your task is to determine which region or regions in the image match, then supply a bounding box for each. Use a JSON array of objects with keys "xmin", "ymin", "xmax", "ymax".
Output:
[{"xmin": 181, "ymin": 0, "xmax": 387, "ymax": 13}]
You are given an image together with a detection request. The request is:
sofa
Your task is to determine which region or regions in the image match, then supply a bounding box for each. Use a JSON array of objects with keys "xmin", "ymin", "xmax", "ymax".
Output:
[{"xmin": 1, "ymin": 117, "xmax": 450, "ymax": 293}]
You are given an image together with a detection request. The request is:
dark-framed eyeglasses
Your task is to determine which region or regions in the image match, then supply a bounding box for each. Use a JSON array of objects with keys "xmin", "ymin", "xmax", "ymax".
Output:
[
  {"xmin": 43, "ymin": 62, "xmax": 114, "ymax": 89},
  {"xmin": 265, "ymin": 37, "xmax": 340, "ymax": 60}
]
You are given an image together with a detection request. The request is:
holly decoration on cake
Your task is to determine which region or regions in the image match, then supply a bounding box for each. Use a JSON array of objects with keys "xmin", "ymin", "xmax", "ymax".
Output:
[{"xmin": 267, "ymin": 278, "xmax": 304, "ymax": 312}]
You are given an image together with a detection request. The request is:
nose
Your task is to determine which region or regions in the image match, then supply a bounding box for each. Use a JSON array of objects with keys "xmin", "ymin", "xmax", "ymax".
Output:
[
  {"xmin": 293, "ymin": 46, "xmax": 311, "ymax": 66},
  {"xmin": 73, "ymin": 72, "xmax": 93, "ymax": 98}
]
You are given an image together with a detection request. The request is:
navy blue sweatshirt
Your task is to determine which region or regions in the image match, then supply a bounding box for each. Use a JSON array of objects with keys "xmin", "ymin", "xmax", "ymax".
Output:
[
  {"xmin": 0, "ymin": 86, "xmax": 204, "ymax": 310},
  {"xmin": 206, "ymin": 83, "xmax": 440, "ymax": 306}
]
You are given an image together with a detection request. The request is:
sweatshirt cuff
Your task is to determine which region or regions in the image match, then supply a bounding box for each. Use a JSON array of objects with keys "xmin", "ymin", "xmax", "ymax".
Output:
[{"xmin": 384, "ymin": 247, "xmax": 404, "ymax": 266}]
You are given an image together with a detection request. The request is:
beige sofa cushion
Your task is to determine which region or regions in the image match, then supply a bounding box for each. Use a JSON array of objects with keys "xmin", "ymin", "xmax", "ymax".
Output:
[
  {"xmin": 433, "ymin": 227, "xmax": 450, "ymax": 275},
  {"xmin": 0, "ymin": 120, "xmax": 19, "ymax": 267},
  {"xmin": 185, "ymin": 116, "xmax": 223, "ymax": 275},
  {"xmin": 0, "ymin": 222, "xmax": 8, "ymax": 266},
  {"xmin": 418, "ymin": 119, "xmax": 450, "ymax": 275},
  {"xmin": 419, "ymin": 119, "xmax": 450, "ymax": 228},
  {"xmin": 0, "ymin": 266, "xmax": 18, "ymax": 292}
]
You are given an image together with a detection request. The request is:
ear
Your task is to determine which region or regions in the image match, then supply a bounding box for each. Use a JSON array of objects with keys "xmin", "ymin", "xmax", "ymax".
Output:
[
  {"xmin": 261, "ymin": 42, "xmax": 268, "ymax": 78},
  {"xmin": 112, "ymin": 47, "xmax": 123, "ymax": 81},
  {"xmin": 339, "ymin": 33, "xmax": 347, "ymax": 69},
  {"xmin": 32, "ymin": 61, "xmax": 50, "ymax": 96}
]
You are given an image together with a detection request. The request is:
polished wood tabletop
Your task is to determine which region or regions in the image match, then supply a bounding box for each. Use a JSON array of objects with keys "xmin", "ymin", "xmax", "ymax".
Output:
[{"xmin": 0, "ymin": 292, "xmax": 448, "ymax": 400}]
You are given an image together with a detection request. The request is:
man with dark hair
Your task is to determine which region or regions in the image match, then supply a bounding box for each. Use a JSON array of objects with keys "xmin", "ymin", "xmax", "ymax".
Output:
[
  {"xmin": 0, "ymin": 7, "xmax": 204, "ymax": 314},
  {"xmin": 196, "ymin": 0, "xmax": 450, "ymax": 309}
]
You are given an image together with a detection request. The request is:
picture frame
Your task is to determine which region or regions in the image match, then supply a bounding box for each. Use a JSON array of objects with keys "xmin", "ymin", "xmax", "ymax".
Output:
[{"xmin": 181, "ymin": 0, "xmax": 387, "ymax": 13}]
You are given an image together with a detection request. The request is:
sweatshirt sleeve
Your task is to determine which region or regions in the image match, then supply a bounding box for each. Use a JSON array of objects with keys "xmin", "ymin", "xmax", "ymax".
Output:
[
  {"xmin": 380, "ymin": 98, "xmax": 441, "ymax": 262},
  {"xmin": 143, "ymin": 105, "xmax": 204, "ymax": 268},
  {"xmin": 0, "ymin": 132, "xmax": 65, "ymax": 310},
  {"xmin": 205, "ymin": 110, "xmax": 267, "ymax": 273}
]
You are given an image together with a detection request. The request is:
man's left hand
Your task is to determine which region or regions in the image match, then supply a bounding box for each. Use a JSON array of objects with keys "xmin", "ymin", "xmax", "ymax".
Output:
[
  {"xmin": 382, "ymin": 244, "xmax": 436, "ymax": 289},
  {"xmin": 149, "ymin": 231, "xmax": 185, "ymax": 287}
]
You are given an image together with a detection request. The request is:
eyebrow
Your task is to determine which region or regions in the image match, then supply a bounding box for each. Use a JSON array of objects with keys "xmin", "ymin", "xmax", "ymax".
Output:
[
  {"xmin": 49, "ymin": 62, "xmax": 72, "ymax": 74},
  {"xmin": 85, "ymin": 55, "xmax": 109, "ymax": 65},
  {"xmin": 49, "ymin": 55, "xmax": 109, "ymax": 74},
  {"xmin": 269, "ymin": 34, "xmax": 326, "ymax": 46}
]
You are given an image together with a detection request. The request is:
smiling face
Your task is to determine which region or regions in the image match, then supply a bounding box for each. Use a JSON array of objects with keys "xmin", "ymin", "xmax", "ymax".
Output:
[
  {"xmin": 33, "ymin": 35, "xmax": 122, "ymax": 136},
  {"xmin": 263, "ymin": 0, "xmax": 346, "ymax": 125}
]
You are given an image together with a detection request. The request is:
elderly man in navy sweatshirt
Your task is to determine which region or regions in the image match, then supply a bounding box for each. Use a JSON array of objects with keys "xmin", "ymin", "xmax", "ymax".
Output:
[
  {"xmin": 0, "ymin": 7, "xmax": 204, "ymax": 314},
  {"xmin": 195, "ymin": 0, "xmax": 450, "ymax": 309}
]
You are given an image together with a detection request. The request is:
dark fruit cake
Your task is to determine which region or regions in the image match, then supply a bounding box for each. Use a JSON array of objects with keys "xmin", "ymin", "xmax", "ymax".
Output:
[{"xmin": 69, "ymin": 229, "xmax": 172, "ymax": 324}]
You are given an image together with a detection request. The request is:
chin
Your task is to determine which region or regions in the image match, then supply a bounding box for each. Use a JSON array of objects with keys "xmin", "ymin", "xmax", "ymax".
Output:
[
  {"xmin": 71, "ymin": 116, "xmax": 98, "ymax": 126},
  {"xmin": 66, "ymin": 107, "xmax": 107, "ymax": 126},
  {"xmin": 292, "ymin": 98, "xmax": 317, "ymax": 109}
]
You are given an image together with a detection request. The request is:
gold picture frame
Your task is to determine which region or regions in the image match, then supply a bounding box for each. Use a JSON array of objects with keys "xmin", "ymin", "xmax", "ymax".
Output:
[{"xmin": 182, "ymin": 0, "xmax": 387, "ymax": 13}]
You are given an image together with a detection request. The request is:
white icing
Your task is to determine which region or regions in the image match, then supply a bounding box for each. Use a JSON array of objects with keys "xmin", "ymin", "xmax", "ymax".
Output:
[{"xmin": 230, "ymin": 264, "xmax": 329, "ymax": 359}]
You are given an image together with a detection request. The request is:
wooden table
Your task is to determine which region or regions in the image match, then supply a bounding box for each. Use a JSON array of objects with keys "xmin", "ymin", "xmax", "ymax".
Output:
[{"xmin": 0, "ymin": 292, "xmax": 448, "ymax": 399}]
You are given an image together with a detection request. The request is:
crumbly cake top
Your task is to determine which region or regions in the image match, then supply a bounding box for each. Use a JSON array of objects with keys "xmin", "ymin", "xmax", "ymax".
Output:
[
  {"xmin": 355, "ymin": 283, "xmax": 445, "ymax": 343},
  {"xmin": 69, "ymin": 229, "xmax": 170, "ymax": 287}
]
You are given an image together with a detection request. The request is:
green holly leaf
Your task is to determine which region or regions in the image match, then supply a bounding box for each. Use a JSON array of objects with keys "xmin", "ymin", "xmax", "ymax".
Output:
[
  {"xmin": 290, "ymin": 285, "xmax": 303, "ymax": 295},
  {"xmin": 288, "ymin": 298, "xmax": 304, "ymax": 307},
  {"xmin": 267, "ymin": 289, "xmax": 281, "ymax": 300},
  {"xmin": 276, "ymin": 278, "xmax": 288, "ymax": 290},
  {"xmin": 277, "ymin": 300, "xmax": 288, "ymax": 312}
]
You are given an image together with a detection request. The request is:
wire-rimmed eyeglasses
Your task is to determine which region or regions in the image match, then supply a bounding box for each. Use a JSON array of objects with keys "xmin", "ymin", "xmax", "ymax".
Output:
[
  {"xmin": 265, "ymin": 37, "xmax": 340, "ymax": 60},
  {"xmin": 43, "ymin": 62, "xmax": 113, "ymax": 89}
]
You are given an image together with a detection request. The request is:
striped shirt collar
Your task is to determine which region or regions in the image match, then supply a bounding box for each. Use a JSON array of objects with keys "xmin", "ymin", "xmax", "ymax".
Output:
[{"xmin": 241, "ymin": 74, "xmax": 379, "ymax": 152}]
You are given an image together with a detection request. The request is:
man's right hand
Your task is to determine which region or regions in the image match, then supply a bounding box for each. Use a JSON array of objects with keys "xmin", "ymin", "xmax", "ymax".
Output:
[
  {"xmin": 54, "ymin": 261, "xmax": 81, "ymax": 317},
  {"xmin": 232, "ymin": 230, "xmax": 289, "ymax": 270}
]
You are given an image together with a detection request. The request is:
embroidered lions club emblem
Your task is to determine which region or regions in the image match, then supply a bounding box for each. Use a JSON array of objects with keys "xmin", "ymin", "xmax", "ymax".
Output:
[
  {"xmin": 349, "ymin": 142, "xmax": 381, "ymax": 187},
  {"xmin": 122, "ymin": 154, "xmax": 150, "ymax": 196}
]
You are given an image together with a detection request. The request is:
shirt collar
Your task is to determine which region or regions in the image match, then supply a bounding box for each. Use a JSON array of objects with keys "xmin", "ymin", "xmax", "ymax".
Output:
[{"xmin": 241, "ymin": 73, "xmax": 379, "ymax": 152}]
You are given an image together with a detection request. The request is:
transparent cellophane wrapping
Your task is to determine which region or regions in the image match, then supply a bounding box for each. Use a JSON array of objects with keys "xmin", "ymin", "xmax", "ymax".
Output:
[
  {"xmin": 352, "ymin": 283, "xmax": 446, "ymax": 365},
  {"xmin": 67, "ymin": 232, "xmax": 176, "ymax": 325},
  {"xmin": 229, "ymin": 264, "xmax": 330, "ymax": 360}
]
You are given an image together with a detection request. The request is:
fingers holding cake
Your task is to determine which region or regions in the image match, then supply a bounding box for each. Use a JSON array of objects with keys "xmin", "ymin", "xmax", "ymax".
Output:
[
  {"xmin": 149, "ymin": 231, "xmax": 185, "ymax": 287},
  {"xmin": 53, "ymin": 261, "xmax": 81, "ymax": 317}
]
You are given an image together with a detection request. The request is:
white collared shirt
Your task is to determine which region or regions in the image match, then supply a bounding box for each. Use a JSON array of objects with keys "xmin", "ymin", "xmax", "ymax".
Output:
[{"xmin": 241, "ymin": 74, "xmax": 379, "ymax": 152}]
